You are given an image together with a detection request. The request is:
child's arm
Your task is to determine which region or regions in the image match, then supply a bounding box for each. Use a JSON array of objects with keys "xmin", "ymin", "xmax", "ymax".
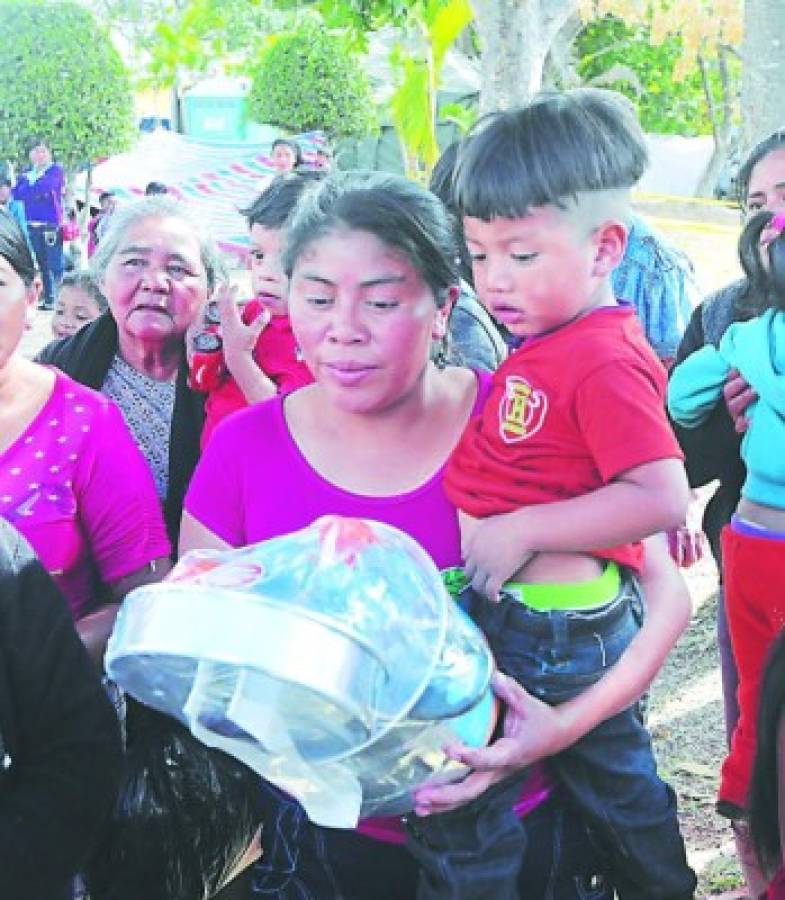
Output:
[
  {"xmin": 667, "ymin": 344, "xmax": 730, "ymax": 428},
  {"xmin": 414, "ymin": 535, "xmax": 691, "ymax": 815},
  {"xmin": 218, "ymin": 286, "xmax": 278, "ymax": 405},
  {"xmin": 462, "ymin": 456, "xmax": 689, "ymax": 600}
]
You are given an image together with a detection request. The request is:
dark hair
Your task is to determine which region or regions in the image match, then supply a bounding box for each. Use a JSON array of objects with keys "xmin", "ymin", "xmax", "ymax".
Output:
[
  {"xmin": 27, "ymin": 136, "xmax": 49, "ymax": 153},
  {"xmin": 58, "ymin": 271, "xmax": 108, "ymax": 312},
  {"xmin": 454, "ymin": 88, "xmax": 648, "ymax": 221},
  {"xmin": 241, "ymin": 172, "xmax": 323, "ymax": 230},
  {"xmin": 85, "ymin": 705, "xmax": 261, "ymax": 900},
  {"xmin": 749, "ymin": 629, "xmax": 785, "ymax": 876},
  {"xmin": 0, "ymin": 207, "xmax": 37, "ymax": 285},
  {"xmin": 429, "ymin": 141, "xmax": 473, "ymax": 287},
  {"xmin": 99, "ymin": 191, "xmax": 115, "ymax": 203},
  {"xmin": 737, "ymin": 210, "xmax": 785, "ymax": 316},
  {"xmin": 272, "ymin": 138, "xmax": 303, "ymax": 168},
  {"xmin": 145, "ymin": 181, "xmax": 168, "ymax": 196},
  {"xmin": 283, "ymin": 171, "xmax": 458, "ymax": 307},
  {"xmin": 736, "ymin": 129, "xmax": 785, "ymax": 209}
]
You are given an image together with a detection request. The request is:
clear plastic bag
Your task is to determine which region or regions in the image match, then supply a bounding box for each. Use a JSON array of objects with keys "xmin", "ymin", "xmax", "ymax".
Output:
[{"xmin": 106, "ymin": 516, "xmax": 495, "ymax": 827}]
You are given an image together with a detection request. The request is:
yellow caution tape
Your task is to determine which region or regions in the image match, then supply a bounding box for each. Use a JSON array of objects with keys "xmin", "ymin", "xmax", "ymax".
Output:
[
  {"xmin": 645, "ymin": 216, "xmax": 740, "ymax": 236},
  {"xmin": 633, "ymin": 190, "xmax": 738, "ymax": 210}
]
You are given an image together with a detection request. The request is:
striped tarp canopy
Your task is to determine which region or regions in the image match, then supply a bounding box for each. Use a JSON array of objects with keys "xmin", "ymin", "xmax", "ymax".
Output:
[{"xmin": 82, "ymin": 130, "xmax": 327, "ymax": 256}]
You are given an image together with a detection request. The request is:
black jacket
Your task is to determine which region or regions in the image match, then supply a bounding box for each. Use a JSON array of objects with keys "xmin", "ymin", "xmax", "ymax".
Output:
[
  {"xmin": 672, "ymin": 281, "xmax": 748, "ymax": 565},
  {"xmin": 0, "ymin": 520, "xmax": 122, "ymax": 899},
  {"xmin": 36, "ymin": 312, "xmax": 205, "ymax": 545}
]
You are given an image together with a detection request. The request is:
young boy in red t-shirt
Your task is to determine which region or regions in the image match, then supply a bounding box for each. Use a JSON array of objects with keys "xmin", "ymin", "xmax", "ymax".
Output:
[
  {"xmin": 190, "ymin": 174, "xmax": 318, "ymax": 447},
  {"xmin": 406, "ymin": 91, "xmax": 696, "ymax": 900}
]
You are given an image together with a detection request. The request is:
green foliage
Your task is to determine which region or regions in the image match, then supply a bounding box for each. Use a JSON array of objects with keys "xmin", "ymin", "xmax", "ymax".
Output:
[
  {"xmin": 0, "ymin": 0, "xmax": 134, "ymax": 172},
  {"xmin": 139, "ymin": 0, "xmax": 286, "ymax": 89},
  {"xmin": 387, "ymin": 0, "xmax": 473, "ymax": 177},
  {"xmin": 247, "ymin": 19, "xmax": 377, "ymax": 139},
  {"xmin": 440, "ymin": 100, "xmax": 478, "ymax": 134},
  {"xmin": 576, "ymin": 15, "xmax": 738, "ymax": 136}
]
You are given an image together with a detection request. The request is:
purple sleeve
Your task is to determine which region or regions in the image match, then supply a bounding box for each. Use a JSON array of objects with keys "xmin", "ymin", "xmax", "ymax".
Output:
[
  {"xmin": 184, "ymin": 419, "xmax": 246, "ymax": 547},
  {"xmin": 75, "ymin": 400, "xmax": 171, "ymax": 583},
  {"xmin": 13, "ymin": 165, "xmax": 63, "ymax": 201},
  {"xmin": 11, "ymin": 175, "xmax": 31, "ymax": 202}
]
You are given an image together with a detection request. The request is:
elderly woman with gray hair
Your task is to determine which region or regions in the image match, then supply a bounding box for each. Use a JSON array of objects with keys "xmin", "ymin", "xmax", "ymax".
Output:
[
  {"xmin": 38, "ymin": 196, "xmax": 224, "ymax": 542},
  {"xmin": 37, "ymin": 197, "xmax": 224, "ymax": 659}
]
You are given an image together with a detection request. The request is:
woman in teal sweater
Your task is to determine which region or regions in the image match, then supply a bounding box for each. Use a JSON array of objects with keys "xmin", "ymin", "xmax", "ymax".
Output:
[{"xmin": 669, "ymin": 210, "xmax": 785, "ymax": 831}]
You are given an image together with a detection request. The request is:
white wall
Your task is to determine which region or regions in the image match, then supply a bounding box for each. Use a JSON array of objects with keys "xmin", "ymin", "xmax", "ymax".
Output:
[{"xmin": 638, "ymin": 134, "xmax": 716, "ymax": 197}]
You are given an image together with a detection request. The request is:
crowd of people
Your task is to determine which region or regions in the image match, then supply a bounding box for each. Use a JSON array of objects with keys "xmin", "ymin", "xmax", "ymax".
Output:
[{"xmin": 3, "ymin": 92, "xmax": 785, "ymax": 900}]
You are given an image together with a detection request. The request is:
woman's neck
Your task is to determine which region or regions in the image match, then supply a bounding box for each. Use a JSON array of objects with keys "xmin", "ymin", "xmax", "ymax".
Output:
[
  {"xmin": 322, "ymin": 368, "xmax": 438, "ymax": 444},
  {"xmin": 287, "ymin": 365, "xmax": 477, "ymax": 498},
  {"xmin": 117, "ymin": 333, "xmax": 182, "ymax": 381},
  {"xmin": 0, "ymin": 356, "xmax": 38, "ymax": 405}
]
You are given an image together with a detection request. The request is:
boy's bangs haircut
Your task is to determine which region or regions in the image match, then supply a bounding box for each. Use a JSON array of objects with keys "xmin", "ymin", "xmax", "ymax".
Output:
[{"xmin": 454, "ymin": 88, "xmax": 648, "ymax": 221}]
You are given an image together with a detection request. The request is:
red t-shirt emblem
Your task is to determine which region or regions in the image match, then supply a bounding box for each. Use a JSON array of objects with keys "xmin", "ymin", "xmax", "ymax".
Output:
[{"xmin": 498, "ymin": 375, "xmax": 548, "ymax": 444}]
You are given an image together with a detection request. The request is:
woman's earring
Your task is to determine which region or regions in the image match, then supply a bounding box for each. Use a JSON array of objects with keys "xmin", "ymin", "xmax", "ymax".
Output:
[{"xmin": 432, "ymin": 335, "xmax": 449, "ymax": 371}]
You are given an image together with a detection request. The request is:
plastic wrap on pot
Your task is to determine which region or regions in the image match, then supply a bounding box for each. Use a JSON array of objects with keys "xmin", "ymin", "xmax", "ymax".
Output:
[{"xmin": 106, "ymin": 516, "xmax": 495, "ymax": 827}]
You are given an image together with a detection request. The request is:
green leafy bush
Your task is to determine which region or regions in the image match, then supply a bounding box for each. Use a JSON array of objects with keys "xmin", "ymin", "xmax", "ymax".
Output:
[
  {"xmin": 576, "ymin": 16, "xmax": 738, "ymax": 136},
  {"xmin": 0, "ymin": 0, "xmax": 134, "ymax": 172},
  {"xmin": 248, "ymin": 20, "xmax": 377, "ymax": 140}
]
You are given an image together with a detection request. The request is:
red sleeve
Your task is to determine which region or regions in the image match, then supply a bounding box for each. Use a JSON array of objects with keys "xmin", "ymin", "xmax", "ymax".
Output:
[
  {"xmin": 75, "ymin": 401, "xmax": 171, "ymax": 583},
  {"xmin": 574, "ymin": 358, "xmax": 683, "ymax": 483}
]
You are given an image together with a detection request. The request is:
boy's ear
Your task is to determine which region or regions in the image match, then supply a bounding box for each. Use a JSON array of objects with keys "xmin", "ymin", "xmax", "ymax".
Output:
[
  {"xmin": 591, "ymin": 220, "xmax": 628, "ymax": 277},
  {"xmin": 432, "ymin": 284, "xmax": 460, "ymax": 340}
]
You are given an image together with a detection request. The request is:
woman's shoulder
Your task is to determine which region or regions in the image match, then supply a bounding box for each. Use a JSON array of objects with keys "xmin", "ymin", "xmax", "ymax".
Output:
[
  {"xmin": 207, "ymin": 394, "xmax": 288, "ymax": 454},
  {"xmin": 35, "ymin": 313, "xmax": 118, "ymax": 384},
  {"xmin": 48, "ymin": 369, "xmax": 117, "ymax": 417}
]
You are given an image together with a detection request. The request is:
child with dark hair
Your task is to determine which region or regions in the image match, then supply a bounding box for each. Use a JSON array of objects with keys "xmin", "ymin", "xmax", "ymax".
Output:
[
  {"xmin": 669, "ymin": 211, "xmax": 785, "ymax": 826},
  {"xmin": 52, "ymin": 270, "xmax": 107, "ymax": 339},
  {"xmin": 190, "ymin": 173, "xmax": 317, "ymax": 447},
  {"xmin": 413, "ymin": 89, "xmax": 695, "ymax": 899},
  {"xmin": 85, "ymin": 704, "xmax": 263, "ymax": 900}
]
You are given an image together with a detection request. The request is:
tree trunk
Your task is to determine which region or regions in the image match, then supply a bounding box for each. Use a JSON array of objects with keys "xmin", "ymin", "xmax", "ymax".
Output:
[
  {"xmin": 695, "ymin": 48, "xmax": 737, "ymax": 198},
  {"xmin": 471, "ymin": 0, "xmax": 577, "ymax": 113},
  {"xmin": 740, "ymin": 0, "xmax": 785, "ymax": 156}
]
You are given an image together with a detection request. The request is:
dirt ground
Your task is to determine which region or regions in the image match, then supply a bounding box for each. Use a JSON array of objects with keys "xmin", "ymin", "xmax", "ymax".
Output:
[
  {"xmin": 637, "ymin": 195, "xmax": 746, "ymax": 897},
  {"xmin": 21, "ymin": 195, "xmax": 748, "ymax": 896}
]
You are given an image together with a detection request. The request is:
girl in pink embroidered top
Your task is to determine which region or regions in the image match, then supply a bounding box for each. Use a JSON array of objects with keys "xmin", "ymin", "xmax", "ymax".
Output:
[
  {"xmin": 0, "ymin": 208, "xmax": 171, "ymax": 661},
  {"xmin": 181, "ymin": 173, "xmax": 691, "ymax": 900}
]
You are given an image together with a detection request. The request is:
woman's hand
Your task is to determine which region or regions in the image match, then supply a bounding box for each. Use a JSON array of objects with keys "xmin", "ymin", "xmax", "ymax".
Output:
[
  {"xmin": 723, "ymin": 368, "xmax": 756, "ymax": 434},
  {"xmin": 415, "ymin": 536, "xmax": 691, "ymax": 817},
  {"xmin": 413, "ymin": 672, "xmax": 571, "ymax": 816}
]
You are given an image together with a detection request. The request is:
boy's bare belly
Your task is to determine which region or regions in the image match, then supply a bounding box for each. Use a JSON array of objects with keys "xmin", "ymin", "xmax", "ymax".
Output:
[
  {"xmin": 511, "ymin": 552, "xmax": 605, "ymax": 584},
  {"xmin": 457, "ymin": 511, "xmax": 606, "ymax": 585}
]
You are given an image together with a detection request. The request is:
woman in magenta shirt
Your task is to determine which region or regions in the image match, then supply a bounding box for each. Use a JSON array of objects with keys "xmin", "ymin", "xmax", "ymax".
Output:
[
  {"xmin": 0, "ymin": 207, "xmax": 170, "ymax": 662},
  {"xmin": 180, "ymin": 173, "xmax": 692, "ymax": 899}
]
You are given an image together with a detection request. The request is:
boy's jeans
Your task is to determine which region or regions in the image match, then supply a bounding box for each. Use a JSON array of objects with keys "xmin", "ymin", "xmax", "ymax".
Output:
[{"xmin": 406, "ymin": 574, "xmax": 696, "ymax": 900}]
